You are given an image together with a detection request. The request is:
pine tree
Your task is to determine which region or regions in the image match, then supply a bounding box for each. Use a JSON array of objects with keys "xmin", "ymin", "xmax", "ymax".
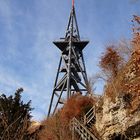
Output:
[{"xmin": 0, "ymin": 88, "xmax": 32, "ymax": 140}]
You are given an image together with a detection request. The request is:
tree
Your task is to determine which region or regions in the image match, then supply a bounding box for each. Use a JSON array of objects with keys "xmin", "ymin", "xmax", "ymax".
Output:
[
  {"xmin": 0, "ymin": 88, "xmax": 32, "ymax": 140},
  {"xmin": 99, "ymin": 46, "xmax": 122, "ymax": 79}
]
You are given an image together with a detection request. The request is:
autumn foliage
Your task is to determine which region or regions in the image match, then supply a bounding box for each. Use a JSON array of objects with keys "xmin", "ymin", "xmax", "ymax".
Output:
[
  {"xmin": 132, "ymin": 15, "xmax": 140, "ymax": 48},
  {"xmin": 37, "ymin": 94, "xmax": 95, "ymax": 140},
  {"xmin": 60, "ymin": 94, "xmax": 95, "ymax": 124},
  {"xmin": 103, "ymin": 15, "xmax": 140, "ymax": 106},
  {"xmin": 100, "ymin": 46, "xmax": 122, "ymax": 79}
]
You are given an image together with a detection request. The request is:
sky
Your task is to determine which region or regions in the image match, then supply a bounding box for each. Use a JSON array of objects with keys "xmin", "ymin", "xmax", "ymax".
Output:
[{"xmin": 0, "ymin": 0, "xmax": 140, "ymax": 121}]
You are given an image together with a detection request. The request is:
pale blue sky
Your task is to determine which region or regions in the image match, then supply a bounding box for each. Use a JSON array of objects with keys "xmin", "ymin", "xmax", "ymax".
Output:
[{"xmin": 0, "ymin": 0, "xmax": 140, "ymax": 120}]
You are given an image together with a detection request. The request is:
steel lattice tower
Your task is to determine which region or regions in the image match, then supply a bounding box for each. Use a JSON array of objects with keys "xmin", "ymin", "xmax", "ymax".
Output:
[{"xmin": 48, "ymin": 1, "xmax": 89, "ymax": 117}]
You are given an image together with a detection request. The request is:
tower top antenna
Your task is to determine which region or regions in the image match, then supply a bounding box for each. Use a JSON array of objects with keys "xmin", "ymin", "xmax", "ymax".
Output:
[{"xmin": 72, "ymin": 0, "xmax": 74, "ymax": 8}]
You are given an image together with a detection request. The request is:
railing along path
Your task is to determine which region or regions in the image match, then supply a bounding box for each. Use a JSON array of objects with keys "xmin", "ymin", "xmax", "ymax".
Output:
[{"xmin": 71, "ymin": 106, "xmax": 98, "ymax": 140}]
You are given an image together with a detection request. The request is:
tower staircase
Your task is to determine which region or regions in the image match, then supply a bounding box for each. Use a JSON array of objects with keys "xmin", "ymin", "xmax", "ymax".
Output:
[{"xmin": 71, "ymin": 106, "xmax": 99, "ymax": 140}]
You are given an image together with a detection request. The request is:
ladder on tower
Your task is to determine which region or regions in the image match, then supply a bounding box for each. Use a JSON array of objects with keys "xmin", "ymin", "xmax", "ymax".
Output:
[{"xmin": 70, "ymin": 106, "xmax": 98, "ymax": 140}]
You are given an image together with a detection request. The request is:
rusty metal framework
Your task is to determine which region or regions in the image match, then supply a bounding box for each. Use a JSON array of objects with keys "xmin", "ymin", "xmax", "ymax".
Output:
[{"xmin": 48, "ymin": 5, "xmax": 89, "ymax": 117}]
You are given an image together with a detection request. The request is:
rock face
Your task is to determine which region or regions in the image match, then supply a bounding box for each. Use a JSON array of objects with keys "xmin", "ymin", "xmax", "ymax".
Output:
[
  {"xmin": 95, "ymin": 51, "xmax": 140, "ymax": 140},
  {"xmin": 95, "ymin": 96, "xmax": 140, "ymax": 140}
]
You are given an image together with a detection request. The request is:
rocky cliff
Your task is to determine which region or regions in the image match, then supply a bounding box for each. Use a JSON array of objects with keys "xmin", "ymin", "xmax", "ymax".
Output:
[{"xmin": 95, "ymin": 50, "xmax": 140, "ymax": 140}]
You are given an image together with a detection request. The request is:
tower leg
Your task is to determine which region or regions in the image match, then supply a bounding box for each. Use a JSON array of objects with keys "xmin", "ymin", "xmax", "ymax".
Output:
[
  {"xmin": 53, "ymin": 79, "xmax": 67, "ymax": 115},
  {"xmin": 48, "ymin": 57, "xmax": 62, "ymax": 117}
]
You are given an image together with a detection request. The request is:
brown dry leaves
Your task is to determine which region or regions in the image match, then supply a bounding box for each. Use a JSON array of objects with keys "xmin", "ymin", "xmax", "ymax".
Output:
[
  {"xmin": 37, "ymin": 94, "xmax": 95, "ymax": 140},
  {"xmin": 100, "ymin": 46, "xmax": 122, "ymax": 79}
]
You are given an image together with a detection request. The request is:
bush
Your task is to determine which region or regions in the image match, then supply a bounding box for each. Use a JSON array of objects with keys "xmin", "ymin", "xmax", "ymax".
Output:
[
  {"xmin": 60, "ymin": 94, "xmax": 95, "ymax": 124},
  {"xmin": 37, "ymin": 94, "xmax": 95, "ymax": 140}
]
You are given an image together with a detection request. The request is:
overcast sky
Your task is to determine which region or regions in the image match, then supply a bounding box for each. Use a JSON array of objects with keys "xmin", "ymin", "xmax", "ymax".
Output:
[{"xmin": 0, "ymin": 0, "xmax": 140, "ymax": 121}]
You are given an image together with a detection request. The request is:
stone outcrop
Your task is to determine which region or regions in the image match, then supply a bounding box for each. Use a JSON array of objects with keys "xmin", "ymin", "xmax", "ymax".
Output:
[
  {"xmin": 94, "ymin": 50, "xmax": 140, "ymax": 140},
  {"xmin": 95, "ymin": 96, "xmax": 140, "ymax": 140}
]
